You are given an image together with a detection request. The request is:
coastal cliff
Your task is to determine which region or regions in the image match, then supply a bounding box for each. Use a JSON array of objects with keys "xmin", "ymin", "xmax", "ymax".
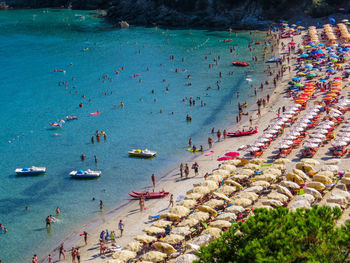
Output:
[{"xmin": 1, "ymin": 0, "xmax": 350, "ymax": 29}]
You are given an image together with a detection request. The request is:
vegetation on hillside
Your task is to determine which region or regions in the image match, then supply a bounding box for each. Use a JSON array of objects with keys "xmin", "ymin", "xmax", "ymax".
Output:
[{"xmin": 195, "ymin": 206, "xmax": 350, "ymax": 263}]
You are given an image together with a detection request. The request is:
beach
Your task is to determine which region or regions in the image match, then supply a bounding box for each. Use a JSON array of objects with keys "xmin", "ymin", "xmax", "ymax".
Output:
[
  {"xmin": 43, "ymin": 21, "xmax": 350, "ymax": 263},
  {"xmin": 38, "ymin": 27, "xmax": 296, "ymax": 263},
  {"xmin": 2, "ymin": 9, "xmax": 350, "ymax": 263}
]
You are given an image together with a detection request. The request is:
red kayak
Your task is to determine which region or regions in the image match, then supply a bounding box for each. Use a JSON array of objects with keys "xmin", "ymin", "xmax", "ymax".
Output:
[
  {"xmin": 132, "ymin": 190, "xmax": 169, "ymax": 196},
  {"xmin": 129, "ymin": 193, "xmax": 167, "ymax": 199},
  {"xmin": 227, "ymin": 126, "xmax": 258, "ymax": 137},
  {"xmin": 232, "ymin": 62, "xmax": 250, "ymax": 67}
]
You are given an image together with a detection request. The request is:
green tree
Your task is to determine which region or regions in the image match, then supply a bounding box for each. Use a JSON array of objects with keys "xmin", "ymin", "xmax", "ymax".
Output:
[{"xmin": 195, "ymin": 206, "xmax": 350, "ymax": 263}]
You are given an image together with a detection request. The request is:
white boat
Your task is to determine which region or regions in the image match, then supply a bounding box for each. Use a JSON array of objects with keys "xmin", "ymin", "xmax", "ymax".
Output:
[
  {"xmin": 128, "ymin": 149, "xmax": 157, "ymax": 158},
  {"xmin": 15, "ymin": 166, "xmax": 46, "ymax": 175},
  {"xmin": 70, "ymin": 169, "xmax": 101, "ymax": 179}
]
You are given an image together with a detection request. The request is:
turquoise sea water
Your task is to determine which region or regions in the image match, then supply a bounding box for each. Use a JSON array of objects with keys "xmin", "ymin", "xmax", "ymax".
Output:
[{"xmin": 0, "ymin": 9, "xmax": 267, "ymax": 262}]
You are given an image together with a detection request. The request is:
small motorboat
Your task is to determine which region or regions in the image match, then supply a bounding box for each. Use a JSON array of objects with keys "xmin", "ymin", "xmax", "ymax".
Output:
[
  {"xmin": 66, "ymin": 116, "xmax": 78, "ymax": 121},
  {"xmin": 49, "ymin": 119, "xmax": 65, "ymax": 128},
  {"xmin": 70, "ymin": 169, "xmax": 101, "ymax": 179},
  {"xmin": 128, "ymin": 192, "xmax": 167, "ymax": 199},
  {"xmin": 128, "ymin": 149, "xmax": 157, "ymax": 158},
  {"xmin": 132, "ymin": 190, "xmax": 169, "ymax": 196},
  {"xmin": 15, "ymin": 166, "xmax": 46, "ymax": 175},
  {"xmin": 227, "ymin": 126, "xmax": 258, "ymax": 137},
  {"xmin": 232, "ymin": 62, "xmax": 250, "ymax": 67},
  {"xmin": 266, "ymin": 57, "xmax": 281, "ymax": 63}
]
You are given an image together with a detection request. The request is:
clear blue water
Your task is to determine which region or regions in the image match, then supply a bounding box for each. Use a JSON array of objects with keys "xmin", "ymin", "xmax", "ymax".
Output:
[{"xmin": 0, "ymin": 9, "xmax": 267, "ymax": 262}]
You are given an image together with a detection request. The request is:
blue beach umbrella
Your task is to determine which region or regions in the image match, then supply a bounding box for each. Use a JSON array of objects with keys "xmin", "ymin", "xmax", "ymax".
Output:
[
  {"xmin": 326, "ymin": 69, "xmax": 335, "ymax": 72},
  {"xmin": 292, "ymin": 77, "xmax": 301, "ymax": 81},
  {"xmin": 320, "ymin": 79, "xmax": 328, "ymax": 82},
  {"xmin": 331, "ymin": 54, "xmax": 339, "ymax": 58},
  {"xmin": 329, "ymin": 17, "xmax": 336, "ymax": 24},
  {"xmin": 300, "ymin": 54, "xmax": 309, "ymax": 57},
  {"xmin": 343, "ymin": 47, "xmax": 350, "ymax": 51},
  {"xmin": 326, "ymin": 47, "xmax": 332, "ymax": 51},
  {"xmin": 318, "ymin": 43, "xmax": 324, "ymax": 46},
  {"xmin": 305, "ymin": 65, "xmax": 313, "ymax": 69}
]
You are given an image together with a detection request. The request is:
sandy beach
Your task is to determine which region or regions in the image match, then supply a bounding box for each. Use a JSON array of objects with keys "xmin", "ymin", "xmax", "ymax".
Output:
[{"xmin": 41, "ymin": 22, "xmax": 350, "ymax": 263}]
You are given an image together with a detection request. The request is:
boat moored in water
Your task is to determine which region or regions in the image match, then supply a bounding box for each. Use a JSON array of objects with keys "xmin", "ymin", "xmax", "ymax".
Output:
[
  {"xmin": 128, "ymin": 149, "xmax": 157, "ymax": 158},
  {"xmin": 232, "ymin": 61, "xmax": 250, "ymax": 67},
  {"xmin": 15, "ymin": 166, "xmax": 46, "ymax": 175},
  {"xmin": 70, "ymin": 169, "xmax": 101, "ymax": 179},
  {"xmin": 227, "ymin": 126, "xmax": 258, "ymax": 137}
]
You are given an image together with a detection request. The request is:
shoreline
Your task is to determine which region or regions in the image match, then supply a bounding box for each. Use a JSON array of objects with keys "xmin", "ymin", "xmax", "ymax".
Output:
[{"xmin": 39, "ymin": 29, "xmax": 282, "ymax": 263}]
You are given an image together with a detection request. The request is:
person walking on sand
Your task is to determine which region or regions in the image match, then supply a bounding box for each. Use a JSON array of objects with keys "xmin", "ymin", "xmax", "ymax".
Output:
[
  {"xmin": 76, "ymin": 248, "xmax": 80, "ymax": 263},
  {"xmin": 193, "ymin": 162, "xmax": 199, "ymax": 176},
  {"xmin": 139, "ymin": 195, "xmax": 145, "ymax": 212},
  {"xmin": 59, "ymin": 244, "xmax": 65, "ymax": 260},
  {"xmin": 83, "ymin": 231, "xmax": 88, "ymax": 245},
  {"xmin": 180, "ymin": 163, "xmax": 183, "ymax": 178},
  {"xmin": 118, "ymin": 219, "xmax": 125, "ymax": 237},
  {"xmin": 217, "ymin": 129, "xmax": 221, "ymax": 141},
  {"xmin": 185, "ymin": 164, "xmax": 189, "ymax": 178},
  {"xmin": 151, "ymin": 174, "xmax": 156, "ymax": 191},
  {"xmin": 71, "ymin": 247, "xmax": 76, "ymax": 263},
  {"xmin": 168, "ymin": 194, "xmax": 174, "ymax": 207}
]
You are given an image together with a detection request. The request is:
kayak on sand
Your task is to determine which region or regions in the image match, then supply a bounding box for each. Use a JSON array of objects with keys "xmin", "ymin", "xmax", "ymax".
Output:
[{"xmin": 227, "ymin": 126, "xmax": 258, "ymax": 137}]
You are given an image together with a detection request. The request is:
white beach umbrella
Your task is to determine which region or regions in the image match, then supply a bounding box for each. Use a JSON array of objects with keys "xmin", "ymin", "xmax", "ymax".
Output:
[
  {"xmin": 332, "ymin": 141, "xmax": 347, "ymax": 147},
  {"xmin": 309, "ymin": 133, "xmax": 326, "ymax": 139},
  {"xmin": 246, "ymin": 146, "xmax": 260, "ymax": 152},
  {"xmin": 307, "ymin": 138, "xmax": 323, "ymax": 143},
  {"xmin": 304, "ymin": 143, "xmax": 319, "ymax": 148}
]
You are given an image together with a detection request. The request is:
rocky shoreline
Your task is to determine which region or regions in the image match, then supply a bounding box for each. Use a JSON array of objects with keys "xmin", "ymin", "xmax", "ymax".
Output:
[{"xmin": 1, "ymin": 0, "xmax": 349, "ymax": 30}]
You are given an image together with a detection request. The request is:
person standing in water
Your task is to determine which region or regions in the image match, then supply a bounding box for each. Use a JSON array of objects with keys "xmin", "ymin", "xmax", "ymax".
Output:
[
  {"xmin": 99, "ymin": 200, "xmax": 103, "ymax": 211},
  {"xmin": 151, "ymin": 174, "xmax": 156, "ymax": 191}
]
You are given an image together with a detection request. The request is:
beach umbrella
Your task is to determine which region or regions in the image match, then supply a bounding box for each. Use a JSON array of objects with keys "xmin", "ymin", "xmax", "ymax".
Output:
[
  {"xmin": 175, "ymin": 254, "xmax": 198, "ymax": 263},
  {"xmin": 262, "ymin": 199, "xmax": 284, "ymax": 207},
  {"xmin": 178, "ymin": 199, "xmax": 197, "ymax": 209},
  {"xmin": 221, "ymin": 164, "xmax": 237, "ymax": 172},
  {"xmin": 231, "ymin": 174, "xmax": 249, "ymax": 180},
  {"xmin": 276, "ymin": 144, "xmax": 291, "ymax": 149},
  {"xmin": 286, "ymin": 173, "xmax": 304, "ymax": 185},
  {"xmin": 288, "ymin": 42, "xmax": 297, "ymax": 45},
  {"xmin": 178, "ymin": 218, "xmax": 198, "ymax": 228},
  {"xmin": 289, "ymin": 200, "xmax": 311, "ymax": 210},
  {"xmin": 212, "ymin": 169, "xmax": 230, "ymax": 177},
  {"xmin": 203, "ymin": 199, "xmax": 224, "ymax": 208},
  {"xmin": 313, "ymin": 174, "xmax": 332, "ymax": 184},
  {"xmin": 276, "ymin": 185, "xmax": 293, "ymax": 198},
  {"xmin": 160, "ymin": 213, "xmax": 181, "ymax": 221},
  {"xmin": 212, "ymin": 192, "xmax": 232, "ymax": 202},
  {"xmin": 188, "ymin": 211, "xmax": 210, "ymax": 221},
  {"xmin": 152, "ymin": 219, "xmax": 172, "ymax": 228},
  {"xmin": 292, "ymin": 77, "xmax": 301, "ymax": 81},
  {"xmin": 267, "ymin": 192, "xmax": 289, "ymax": 203},
  {"xmin": 169, "ymin": 206, "xmax": 190, "ymax": 217},
  {"xmin": 178, "ymin": 217, "xmax": 199, "ymax": 228},
  {"xmin": 225, "ymin": 152, "xmax": 240, "ymax": 157},
  {"xmin": 141, "ymin": 251, "xmax": 167, "ymax": 262},
  {"xmin": 240, "ymin": 168, "xmax": 255, "ymax": 176},
  {"xmin": 274, "ymin": 158, "xmax": 291, "ymax": 164},
  {"xmin": 265, "ymin": 168, "xmax": 282, "ymax": 176},
  {"xmin": 202, "ymin": 227, "xmax": 222, "ymax": 239},
  {"xmin": 300, "ymin": 54, "xmax": 309, "ymax": 57},
  {"xmin": 208, "ymin": 174, "xmax": 224, "ymax": 183},
  {"xmin": 250, "ymin": 158, "xmax": 266, "ymax": 164},
  {"xmin": 332, "ymin": 190, "xmax": 350, "ymax": 200},
  {"xmin": 231, "ymin": 197, "xmax": 252, "ymax": 207},
  {"xmin": 170, "ymin": 226, "xmax": 191, "ymax": 236},
  {"xmin": 189, "ymin": 234, "xmax": 211, "ymax": 247},
  {"xmin": 295, "ymin": 194, "xmax": 315, "ymax": 204},
  {"xmin": 244, "ymin": 186, "xmax": 263, "ymax": 193},
  {"xmin": 251, "ymin": 180, "xmax": 270, "ymax": 187},
  {"xmin": 327, "ymin": 195, "xmax": 347, "ymax": 205},
  {"xmin": 342, "ymin": 176, "xmax": 350, "ymax": 184},
  {"xmin": 112, "ymin": 250, "xmax": 136, "ymax": 262},
  {"xmin": 135, "ymin": 234, "xmax": 157, "ymax": 243},
  {"xmin": 192, "ymin": 186, "xmax": 211, "ymax": 195},
  {"xmin": 254, "ymin": 174, "xmax": 277, "ymax": 182},
  {"xmin": 144, "ymin": 226, "xmax": 166, "ymax": 235},
  {"xmin": 210, "ymin": 220, "xmax": 231, "ymax": 229},
  {"xmin": 273, "ymin": 164, "xmax": 286, "ymax": 171},
  {"xmin": 185, "ymin": 192, "xmax": 203, "ymax": 200},
  {"xmin": 198, "ymin": 205, "xmax": 218, "ymax": 216},
  {"xmin": 216, "ymin": 212, "xmax": 237, "ymax": 222},
  {"xmin": 237, "ymin": 191, "xmax": 259, "ymax": 201},
  {"xmin": 334, "ymin": 76, "xmax": 342, "ymax": 79},
  {"xmin": 162, "ymin": 234, "xmax": 185, "ymax": 244},
  {"xmin": 304, "ymin": 187, "xmax": 322, "ymax": 199},
  {"xmin": 125, "ymin": 241, "xmax": 142, "ymax": 252},
  {"xmin": 153, "ymin": 242, "xmax": 176, "ymax": 254},
  {"xmin": 224, "ymin": 179, "xmax": 243, "ymax": 189},
  {"xmin": 217, "ymin": 156, "xmax": 232, "ymax": 161},
  {"xmin": 280, "ymin": 180, "xmax": 300, "ymax": 189},
  {"xmin": 225, "ymin": 205, "xmax": 244, "ymax": 213},
  {"xmin": 325, "ymin": 202, "xmax": 341, "ymax": 209},
  {"xmin": 200, "ymin": 180, "xmax": 219, "ymax": 191},
  {"xmin": 245, "ymin": 163, "xmax": 260, "ymax": 170}
]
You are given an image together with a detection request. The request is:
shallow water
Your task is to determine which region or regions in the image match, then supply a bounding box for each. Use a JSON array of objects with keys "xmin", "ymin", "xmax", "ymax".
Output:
[{"xmin": 0, "ymin": 9, "xmax": 267, "ymax": 262}]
